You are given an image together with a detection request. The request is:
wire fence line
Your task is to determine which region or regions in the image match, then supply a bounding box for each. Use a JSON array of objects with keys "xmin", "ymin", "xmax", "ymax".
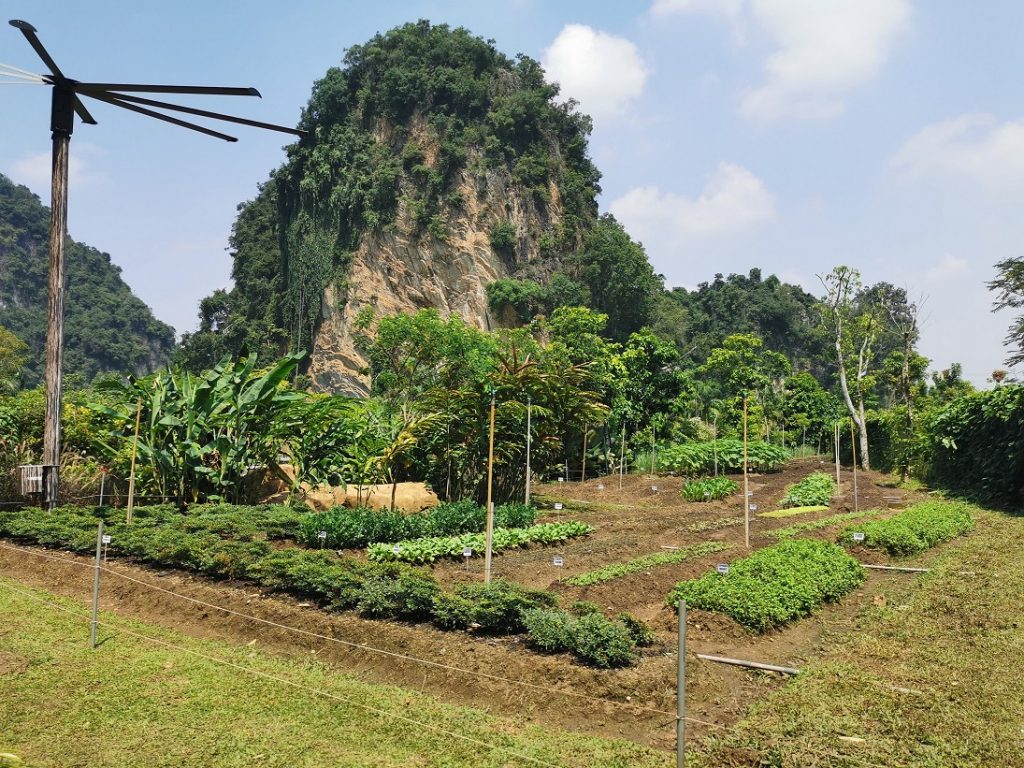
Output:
[
  {"xmin": 0, "ymin": 579, "xmax": 564, "ymax": 768},
  {"xmin": 0, "ymin": 540, "xmax": 908, "ymax": 768},
  {"xmin": 0, "ymin": 539, "xmax": 721, "ymax": 728}
]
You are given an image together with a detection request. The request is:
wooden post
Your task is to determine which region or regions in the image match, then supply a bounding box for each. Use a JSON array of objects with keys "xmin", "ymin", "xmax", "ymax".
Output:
[
  {"xmin": 712, "ymin": 417, "xmax": 718, "ymax": 477},
  {"xmin": 580, "ymin": 422, "xmax": 588, "ymax": 484},
  {"xmin": 619, "ymin": 424, "xmax": 626, "ymax": 490},
  {"xmin": 125, "ymin": 397, "xmax": 142, "ymax": 524},
  {"xmin": 650, "ymin": 426, "xmax": 656, "ymax": 475},
  {"xmin": 483, "ymin": 392, "xmax": 497, "ymax": 584},
  {"xmin": 834, "ymin": 421, "xmax": 841, "ymax": 494},
  {"xmin": 850, "ymin": 418, "xmax": 859, "ymax": 514},
  {"xmin": 524, "ymin": 397, "xmax": 531, "ymax": 504},
  {"xmin": 743, "ymin": 396, "xmax": 750, "ymax": 549},
  {"xmin": 42, "ymin": 90, "xmax": 74, "ymax": 511}
]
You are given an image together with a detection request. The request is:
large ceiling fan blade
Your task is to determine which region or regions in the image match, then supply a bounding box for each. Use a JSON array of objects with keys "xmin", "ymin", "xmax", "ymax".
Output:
[
  {"xmin": 84, "ymin": 91, "xmax": 238, "ymax": 142},
  {"xmin": 8, "ymin": 20, "xmax": 66, "ymax": 81},
  {"xmin": 77, "ymin": 83, "xmax": 261, "ymax": 98},
  {"xmin": 74, "ymin": 97, "xmax": 97, "ymax": 125},
  {"xmin": 103, "ymin": 92, "xmax": 306, "ymax": 138}
]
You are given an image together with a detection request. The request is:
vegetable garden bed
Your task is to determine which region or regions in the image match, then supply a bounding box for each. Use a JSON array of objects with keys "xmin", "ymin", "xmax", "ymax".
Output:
[{"xmin": 838, "ymin": 500, "xmax": 974, "ymax": 556}]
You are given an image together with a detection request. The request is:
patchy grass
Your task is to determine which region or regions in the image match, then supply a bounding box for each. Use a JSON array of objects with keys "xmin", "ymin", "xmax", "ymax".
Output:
[
  {"xmin": 0, "ymin": 579, "xmax": 669, "ymax": 768},
  {"xmin": 692, "ymin": 507, "xmax": 1024, "ymax": 768},
  {"xmin": 565, "ymin": 542, "xmax": 731, "ymax": 587},
  {"xmin": 758, "ymin": 505, "xmax": 830, "ymax": 519}
]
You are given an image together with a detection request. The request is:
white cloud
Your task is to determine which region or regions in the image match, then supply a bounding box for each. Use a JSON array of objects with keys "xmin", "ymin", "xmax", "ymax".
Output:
[
  {"xmin": 542, "ymin": 24, "xmax": 649, "ymax": 122},
  {"xmin": 610, "ymin": 162, "xmax": 775, "ymax": 243},
  {"xmin": 653, "ymin": 0, "xmax": 911, "ymax": 122},
  {"xmin": 10, "ymin": 144, "xmax": 103, "ymax": 197},
  {"xmin": 925, "ymin": 254, "xmax": 969, "ymax": 283},
  {"xmin": 892, "ymin": 113, "xmax": 1024, "ymax": 190}
]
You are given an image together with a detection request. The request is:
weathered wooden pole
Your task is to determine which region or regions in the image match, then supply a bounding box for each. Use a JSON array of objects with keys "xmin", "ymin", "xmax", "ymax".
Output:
[
  {"xmin": 743, "ymin": 395, "xmax": 750, "ymax": 549},
  {"xmin": 850, "ymin": 418, "xmax": 859, "ymax": 514},
  {"xmin": 483, "ymin": 391, "xmax": 497, "ymax": 584},
  {"xmin": 619, "ymin": 424, "xmax": 626, "ymax": 490},
  {"xmin": 125, "ymin": 397, "xmax": 142, "ymax": 524},
  {"xmin": 42, "ymin": 85, "xmax": 75, "ymax": 510},
  {"xmin": 834, "ymin": 421, "xmax": 841, "ymax": 494},
  {"xmin": 676, "ymin": 598, "xmax": 687, "ymax": 768}
]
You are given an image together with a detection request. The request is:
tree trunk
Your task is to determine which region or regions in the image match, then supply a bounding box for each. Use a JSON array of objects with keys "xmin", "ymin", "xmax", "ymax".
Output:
[
  {"xmin": 834, "ymin": 333, "xmax": 869, "ymax": 471},
  {"xmin": 857, "ymin": 395, "xmax": 870, "ymax": 471}
]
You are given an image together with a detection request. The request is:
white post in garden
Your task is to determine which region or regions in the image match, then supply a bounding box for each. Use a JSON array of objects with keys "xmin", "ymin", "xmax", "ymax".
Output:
[
  {"xmin": 484, "ymin": 391, "xmax": 497, "ymax": 584},
  {"xmin": 743, "ymin": 395, "xmax": 750, "ymax": 549},
  {"xmin": 524, "ymin": 396, "xmax": 531, "ymax": 505}
]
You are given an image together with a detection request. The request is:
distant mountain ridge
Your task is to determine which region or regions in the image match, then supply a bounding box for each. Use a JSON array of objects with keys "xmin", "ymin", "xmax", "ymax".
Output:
[{"xmin": 0, "ymin": 173, "xmax": 175, "ymax": 385}]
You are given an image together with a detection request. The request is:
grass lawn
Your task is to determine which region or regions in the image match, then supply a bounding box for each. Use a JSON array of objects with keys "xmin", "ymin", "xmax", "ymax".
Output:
[
  {"xmin": 0, "ymin": 580, "xmax": 670, "ymax": 768},
  {"xmin": 693, "ymin": 505, "xmax": 1024, "ymax": 768}
]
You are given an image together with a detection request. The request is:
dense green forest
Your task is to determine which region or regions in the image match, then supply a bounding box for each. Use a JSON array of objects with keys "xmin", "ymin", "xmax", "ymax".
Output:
[{"xmin": 0, "ymin": 174, "xmax": 175, "ymax": 387}]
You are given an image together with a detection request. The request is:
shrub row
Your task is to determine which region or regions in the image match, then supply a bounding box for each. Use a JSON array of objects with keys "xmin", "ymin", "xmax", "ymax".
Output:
[
  {"xmin": 838, "ymin": 500, "xmax": 974, "ymax": 556},
  {"xmin": 667, "ymin": 539, "xmax": 865, "ymax": 632},
  {"xmin": 298, "ymin": 501, "xmax": 536, "ymax": 550},
  {"xmin": 565, "ymin": 542, "xmax": 730, "ymax": 587},
  {"xmin": 681, "ymin": 477, "xmax": 738, "ymax": 502},
  {"xmin": 0, "ymin": 505, "xmax": 636, "ymax": 667},
  {"xmin": 523, "ymin": 608, "xmax": 639, "ymax": 668},
  {"xmin": 779, "ymin": 472, "xmax": 835, "ymax": 508},
  {"xmin": 366, "ymin": 521, "xmax": 593, "ymax": 564},
  {"xmin": 657, "ymin": 440, "xmax": 788, "ymax": 476}
]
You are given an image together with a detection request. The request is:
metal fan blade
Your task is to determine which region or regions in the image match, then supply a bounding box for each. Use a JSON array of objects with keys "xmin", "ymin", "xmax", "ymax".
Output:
[
  {"xmin": 84, "ymin": 91, "xmax": 237, "ymax": 142},
  {"xmin": 8, "ymin": 20, "xmax": 66, "ymax": 81},
  {"xmin": 77, "ymin": 83, "xmax": 260, "ymax": 97},
  {"xmin": 74, "ymin": 97, "xmax": 97, "ymax": 125},
  {"xmin": 102, "ymin": 92, "xmax": 306, "ymax": 137}
]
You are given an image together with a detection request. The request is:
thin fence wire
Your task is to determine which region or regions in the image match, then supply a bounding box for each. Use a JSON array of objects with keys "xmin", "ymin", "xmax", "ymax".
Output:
[
  {"xmin": 0, "ymin": 579, "xmax": 564, "ymax": 768},
  {"xmin": 0, "ymin": 539, "xmax": 722, "ymax": 727}
]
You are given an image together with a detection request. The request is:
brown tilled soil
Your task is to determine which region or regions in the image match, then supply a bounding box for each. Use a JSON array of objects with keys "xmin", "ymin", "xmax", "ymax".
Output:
[{"xmin": 0, "ymin": 459, "xmax": 926, "ymax": 750}]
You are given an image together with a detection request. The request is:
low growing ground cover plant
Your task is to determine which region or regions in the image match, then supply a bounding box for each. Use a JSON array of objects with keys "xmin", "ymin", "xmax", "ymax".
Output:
[
  {"xmin": 366, "ymin": 521, "xmax": 593, "ymax": 564},
  {"xmin": 779, "ymin": 472, "xmax": 835, "ymax": 508},
  {"xmin": 667, "ymin": 539, "xmax": 865, "ymax": 632},
  {"xmin": 764, "ymin": 509, "xmax": 881, "ymax": 539},
  {"xmin": 658, "ymin": 440, "xmax": 788, "ymax": 475},
  {"xmin": 681, "ymin": 477, "xmax": 738, "ymax": 502},
  {"xmin": 0, "ymin": 505, "xmax": 636, "ymax": 666},
  {"xmin": 298, "ymin": 501, "xmax": 536, "ymax": 549},
  {"xmin": 565, "ymin": 542, "xmax": 730, "ymax": 587},
  {"xmin": 838, "ymin": 500, "xmax": 974, "ymax": 556},
  {"xmin": 758, "ymin": 505, "xmax": 830, "ymax": 519}
]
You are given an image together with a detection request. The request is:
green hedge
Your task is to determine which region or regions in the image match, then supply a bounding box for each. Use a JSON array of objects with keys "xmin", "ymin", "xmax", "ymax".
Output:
[
  {"xmin": 0, "ymin": 504, "xmax": 636, "ymax": 667},
  {"xmin": 838, "ymin": 500, "xmax": 974, "ymax": 556},
  {"xmin": 522, "ymin": 608, "xmax": 641, "ymax": 667},
  {"xmin": 298, "ymin": 501, "xmax": 536, "ymax": 549},
  {"xmin": 657, "ymin": 440, "xmax": 787, "ymax": 475},
  {"xmin": 779, "ymin": 472, "xmax": 835, "ymax": 508},
  {"xmin": 681, "ymin": 477, "xmax": 738, "ymax": 502},
  {"xmin": 667, "ymin": 539, "xmax": 865, "ymax": 632},
  {"xmin": 927, "ymin": 386, "xmax": 1024, "ymax": 507}
]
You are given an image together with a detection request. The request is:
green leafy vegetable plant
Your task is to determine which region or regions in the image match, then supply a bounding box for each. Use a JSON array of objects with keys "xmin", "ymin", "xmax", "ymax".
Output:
[
  {"xmin": 658, "ymin": 440, "xmax": 787, "ymax": 475},
  {"xmin": 681, "ymin": 477, "xmax": 738, "ymax": 502},
  {"xmin": 838, "ymin": 500, "xmax": 974, "ymax": 556},
  {"xmin": 667, "ymin": 539, "xmax": 865, "ymax": 632},
  {"xmin": 778, "ymin": 472, "xmax": 835, "ymax": 508}
]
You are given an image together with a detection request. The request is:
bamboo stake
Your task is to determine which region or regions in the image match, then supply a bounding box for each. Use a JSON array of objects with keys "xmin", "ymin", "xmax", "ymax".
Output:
[
  {"xmin": 743, "ymin": 395, "xmax": 750, "ymax": 549},
  {"xmin": 483, "ymin": 392, "xmax": 497, "ymax": 584},
  {"xmin": 580, "ymin": 422, "xmax": 588, "ymax": 484},
  {"xmin": 696, "ymin": 653, "xmax": 800, "ymax": 676},
  {"xmin": 834, "ymin": 421, "xmax": 841, "ymax": 494},
  {"xmin": 125, "ymin": 397, "xmax": 142, "ymax": 525},
  {"xmin": 619, "ymin": 424, "xmax": 626, "ymax": 490},
  {"xmin": 850, "ymin": 418, "xmax": 859, "ymax": 514}
]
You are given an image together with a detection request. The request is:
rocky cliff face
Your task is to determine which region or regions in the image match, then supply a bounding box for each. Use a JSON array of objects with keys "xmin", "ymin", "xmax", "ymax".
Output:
[{"xmin": 309, "ymin": 150, "xmax": 563, "ymax": 395}]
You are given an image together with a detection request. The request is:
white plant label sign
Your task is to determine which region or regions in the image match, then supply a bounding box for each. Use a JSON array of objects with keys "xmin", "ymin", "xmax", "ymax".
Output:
[
  {"xmin": 554, "ymin": 502, "xmax": 563, "ymax": 510},
  {"xmin": 716, "ymin": 563, "xmax": 729, "ymax": 575},
  {"xmin": 853, "ymin": 532, "xmax": 865, "ymax": 542},
  {"xmin": 101, "ymin": 535, "xmax": 112, "ymax": 545},
  {"xmin": 552, "ymin": 556, "xmax": 564, "ymax": 567}
]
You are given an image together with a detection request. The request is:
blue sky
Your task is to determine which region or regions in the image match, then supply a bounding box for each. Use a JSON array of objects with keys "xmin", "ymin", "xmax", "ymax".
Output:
[{"xmin": 2, "ymin": 1, "xmax": 1021, "ymax": 385}]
